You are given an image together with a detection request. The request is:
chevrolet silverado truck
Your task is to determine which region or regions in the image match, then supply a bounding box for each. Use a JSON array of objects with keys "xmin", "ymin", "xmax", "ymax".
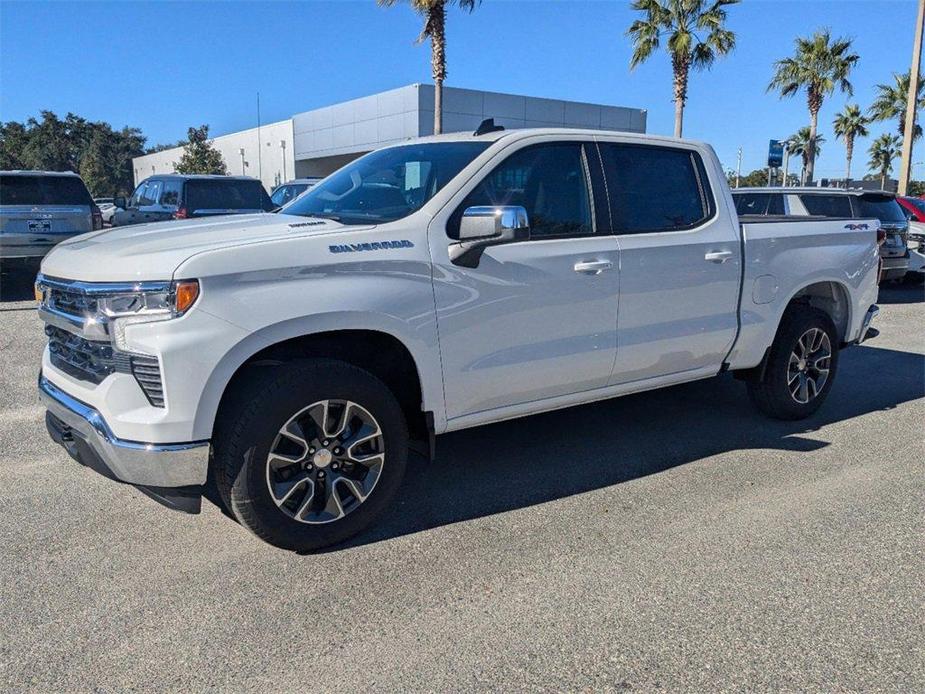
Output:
[{"xmin": 35, "ymin": 127, "xmax": 881, "ymax": 551}]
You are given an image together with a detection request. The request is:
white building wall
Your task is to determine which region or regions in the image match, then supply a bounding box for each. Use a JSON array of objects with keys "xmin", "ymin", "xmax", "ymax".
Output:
[
  {"xmin": 132, "ymin": 119, "xmax": 294, "ymax": 192},
  {"xmin": 133, "ymin": 86, "xmax": 647, "ymax": 185}
]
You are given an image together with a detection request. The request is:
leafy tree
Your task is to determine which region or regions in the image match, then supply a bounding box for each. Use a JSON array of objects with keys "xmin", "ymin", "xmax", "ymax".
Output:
[
  {"xmin": 768, "ymin": 30, "xmax": 859, "ymax": 184},
  {"xmin": 832, "ymin": 104, "xmax": 870, "ymax": 184},
  {"xmin": 377, "ymin": 0, "xmax": 480, "ymax": 134},
  {"xmin": 0, "ymin": 121, "xmax": 30, "ymax": 170},
  {"xmin": 907, "ymin": 180, "xmax": 925, "ymax": 197},
  {"xmin": 867, "ymin": 133, "xmax": 902, "ymax": 189},
  {"xmin": 869, "ymin": 70, "xmax": 924, "ymax": 141},
  {"xmin": 0, "ymin": 111, "xmax": 145, "ymax": 195},
  {"xmin": 173, "ymin": 125, "xmax": 227, "ymax": 175},
  {"xmin": 787, "ymin": 126, "xmax": 825, "ymax": 185},
  {"xmin": 627, "ymin": 0, "xmax": 738, "ymax": 138}
]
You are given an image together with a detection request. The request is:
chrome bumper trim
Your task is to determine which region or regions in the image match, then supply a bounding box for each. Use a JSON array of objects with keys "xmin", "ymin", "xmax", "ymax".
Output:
[{"xmin": 38, "ymin": 374, "xmax": 208, "ymax": 487}]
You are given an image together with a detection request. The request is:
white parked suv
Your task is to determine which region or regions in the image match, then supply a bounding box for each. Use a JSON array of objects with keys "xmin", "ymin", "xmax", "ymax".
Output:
[{"xmin": 36, "ymin": 127, "xmax": 881, "ymax": 551}]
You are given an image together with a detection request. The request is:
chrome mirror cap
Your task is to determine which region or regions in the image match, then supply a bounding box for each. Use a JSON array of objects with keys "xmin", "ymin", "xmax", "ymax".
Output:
[{"xmin": 459, "ymin": 205, "xmax": 529, "ymax": 241}]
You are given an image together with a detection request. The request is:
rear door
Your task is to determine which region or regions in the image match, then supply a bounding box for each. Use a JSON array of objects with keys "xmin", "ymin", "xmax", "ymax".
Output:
[{"xmin": 597, "ymin": 141, "xmax": 741, "ymax": 384}]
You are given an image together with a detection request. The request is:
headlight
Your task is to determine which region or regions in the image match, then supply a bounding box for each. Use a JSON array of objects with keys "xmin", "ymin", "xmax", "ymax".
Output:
[
  {"xmin": 96, "ymin": 279, "xmax": 199, "ymax": 352},
  {"xmin": 96, "ymin": 279, "xmax": 199, "ymax": 319}
]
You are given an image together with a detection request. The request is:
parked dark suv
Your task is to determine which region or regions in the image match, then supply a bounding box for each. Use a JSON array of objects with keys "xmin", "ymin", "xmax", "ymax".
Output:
[
  {"xmin": 732, "ymin": 187, "xmax": 910, "ymax": 281},
  {"xmin": 1, "ymin": 171, "xmax": 102, "ymax": 260},
  {"xmin": 112, "ymin": 175, "xmax": 274, "ymax": 227}
]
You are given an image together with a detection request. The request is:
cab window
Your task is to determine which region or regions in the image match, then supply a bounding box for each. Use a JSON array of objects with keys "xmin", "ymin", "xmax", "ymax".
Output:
[{"xmin": 451, "ymin": 143, "xmax": 594, "ymax": 239}]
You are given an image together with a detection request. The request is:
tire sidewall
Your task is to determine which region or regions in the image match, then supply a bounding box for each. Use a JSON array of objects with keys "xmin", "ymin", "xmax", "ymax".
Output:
[
  {"xmin": 765, "ymin": 306, "xmax": 840, "ymax": 419},
  {"xmin": 227, "ymin": 362, "xmax": 408, "ymax": 551}
]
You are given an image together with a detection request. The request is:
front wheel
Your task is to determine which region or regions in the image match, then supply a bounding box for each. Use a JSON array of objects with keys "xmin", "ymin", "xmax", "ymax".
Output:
[
  {"xmin": 214, "ymin": 360, "xmax": 408, "ymax": 551},
  {"xmin": 747, "ymin": 305, "xmax": 839, "ymax": 420}
]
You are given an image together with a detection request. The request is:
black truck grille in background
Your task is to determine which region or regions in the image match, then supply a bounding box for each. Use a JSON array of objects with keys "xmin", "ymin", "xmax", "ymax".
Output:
[{"xmin": 45, "ymin": 325, "xmax": 165, "ymax": 407}]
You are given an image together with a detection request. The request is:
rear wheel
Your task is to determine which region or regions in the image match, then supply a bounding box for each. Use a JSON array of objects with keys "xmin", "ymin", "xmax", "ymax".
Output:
[
  {"xmin": 214, "ymin": 360, "xmax": 408, "ymax": 551},
  {"xmin": 747, "ymin": 305, "xmax": 839, "ymax": 420}
]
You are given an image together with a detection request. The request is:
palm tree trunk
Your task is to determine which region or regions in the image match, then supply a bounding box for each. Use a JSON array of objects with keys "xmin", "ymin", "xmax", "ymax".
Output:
[
  {"xmin": 845, "ymin": 137, "xmax": 853, "ymax": 187},
  {"xmin": 672, "ymin": 57, "xmax": 688, "ymax": 138},
  {"xmin": 429, "ymin": 2, "xmax": 447, "ymax": 135},
  {"xmin": 806, "ymin": 108, "xmax": 819, "ymax": 184}
]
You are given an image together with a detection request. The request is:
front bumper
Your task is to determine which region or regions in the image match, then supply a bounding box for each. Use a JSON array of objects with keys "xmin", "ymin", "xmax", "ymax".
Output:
[{"xmin": 39, "ymin": 373, "xmax": 209, "ymax": 489}]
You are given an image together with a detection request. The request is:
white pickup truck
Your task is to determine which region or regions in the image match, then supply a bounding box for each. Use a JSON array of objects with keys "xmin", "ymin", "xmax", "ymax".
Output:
[{"xmin": 36, "ymin": 127, "xmax": 881, "ymax": 551}]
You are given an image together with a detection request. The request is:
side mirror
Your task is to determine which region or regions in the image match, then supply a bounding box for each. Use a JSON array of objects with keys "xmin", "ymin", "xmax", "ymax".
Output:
[
  {"xmin": 449, "ymin": 205, "xmax": 530, "ymax": 267},
  {"xmin": 113, "ymin": 196, "xmax": 127, "ymax": 210}
]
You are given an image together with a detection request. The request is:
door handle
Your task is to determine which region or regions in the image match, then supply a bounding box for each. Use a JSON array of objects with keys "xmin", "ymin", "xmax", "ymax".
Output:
[
  {"xmin": 704, "ymin": 250, "xmax": 734, "ymax": 263},
  {"xmin": 573, "ymin": 259, "xmax": 613, "ymax": 275}
]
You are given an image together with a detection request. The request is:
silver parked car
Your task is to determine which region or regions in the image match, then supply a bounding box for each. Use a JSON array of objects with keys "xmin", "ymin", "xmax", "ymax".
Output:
[
  {"xmin": 1, "ymin": 171, "xmax": 102, "ymax": 260},
  {"xmin": 270, "ymin": 178, "xmax": 322, "ymax": 208},
  {"xmin": 732, "ymin": 187, "xmax": 910, "ymax": 281}
]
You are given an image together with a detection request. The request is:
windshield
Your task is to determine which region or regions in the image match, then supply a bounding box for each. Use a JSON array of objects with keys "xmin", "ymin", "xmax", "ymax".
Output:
[
  {"xmin": 856, "ymin": 195, "xmax": 906, "ymax": 224},
  {"xmin": 282, "ymin": 142, "xmax": 490, "ymax": 224}
]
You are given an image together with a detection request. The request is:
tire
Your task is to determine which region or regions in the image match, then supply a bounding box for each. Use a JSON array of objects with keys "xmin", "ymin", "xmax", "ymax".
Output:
[
  {"xmin": 213, "ymin": 359, "xmax": 408, "ymax": 552},
  {"xmin": 747, "ymin": 305, "xmax": 839, "ymax": 421}
]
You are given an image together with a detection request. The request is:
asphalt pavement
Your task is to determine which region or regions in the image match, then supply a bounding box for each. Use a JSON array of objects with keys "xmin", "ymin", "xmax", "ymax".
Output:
[{"xmin": 1, "ymin": 261, "xmax": 923, "ymax": 692}]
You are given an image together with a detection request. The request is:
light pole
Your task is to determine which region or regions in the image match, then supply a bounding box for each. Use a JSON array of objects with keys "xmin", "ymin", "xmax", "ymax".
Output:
[
  {"xmin": 899, "ymin": 0, "xmax": 924, "ymax": 196},
  {"xmin": 735, "ymin": 147, "xmax": 742, "ymax": 188},
  {"xmin": 280, "ymin": 140, "xmax": 287, "ymax": 183},
  {"xmin": 782, "ymin": 142, "xmax": 792, "ymax": 187}
]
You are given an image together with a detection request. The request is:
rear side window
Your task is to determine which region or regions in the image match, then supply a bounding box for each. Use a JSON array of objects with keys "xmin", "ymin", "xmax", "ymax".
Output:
[
  {"xmin": 160, "ymin": 180, "xmax": 182, "ymax": 206},
  {"xmin": 598, "ymin": 144, "xmax": 713, "ymax": 233},
  {"xmin": 0, "ymin": 175, "xmax": 92, "ymax": 205},
  {"xmin": 185, "ymin": 180, "xmax": 272, "ymax": 211},
  {"xmin": 854, "ymin": 195, "xmax": 907, "ymax": 223},
  {"xmin": 800, "ymin": 194, "xmax": 852, "ymax": 217},
  {"xmin": 734, "ymin": 193, "xmax": 783, "ymax": 216}
]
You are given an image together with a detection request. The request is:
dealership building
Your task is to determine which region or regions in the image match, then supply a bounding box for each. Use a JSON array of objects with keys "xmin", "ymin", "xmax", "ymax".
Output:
[{"xmin": 131, "ymin": 84, "xmax": 647, "ymax": 191}]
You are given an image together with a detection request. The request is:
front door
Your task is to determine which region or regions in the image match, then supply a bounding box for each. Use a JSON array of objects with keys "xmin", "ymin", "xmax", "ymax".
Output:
[
  {"xmin": 429, "ymin": 140, "xmax": 620, "ymax": 421},
  {"xmin": 596, "ymin": 141, "xmax": 741, "ymax": 384}
]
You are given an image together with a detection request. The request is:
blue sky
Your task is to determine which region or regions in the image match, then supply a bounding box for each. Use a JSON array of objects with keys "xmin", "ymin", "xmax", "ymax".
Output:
[{"xmin": 0, "ymin": 0, "xmax": 919, "ymax": 178}]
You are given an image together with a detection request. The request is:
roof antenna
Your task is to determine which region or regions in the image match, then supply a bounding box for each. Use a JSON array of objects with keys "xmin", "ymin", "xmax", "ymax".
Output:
[{"xmin": 474, "ymin": 118, "xmax": 505, "ymax": 136}]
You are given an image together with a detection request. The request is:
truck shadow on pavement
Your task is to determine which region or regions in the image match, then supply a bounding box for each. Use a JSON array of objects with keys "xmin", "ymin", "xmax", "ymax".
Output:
[
  {"xmin": 878, "ymin": 280, "xmax": 924, "ymax": 305},
  {"xmin": 0, "ymin": 261, "xmax": 41, "ymax": 304},
  {"xmin": 326, "ymin": 342, "xmax": 924, "ymax": 552}
]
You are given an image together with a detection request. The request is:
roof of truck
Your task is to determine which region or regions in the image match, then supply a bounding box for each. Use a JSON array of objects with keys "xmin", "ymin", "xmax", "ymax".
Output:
[{"xmin": 400, "ymin": 127, "xmax": 706, "ymax": 149}]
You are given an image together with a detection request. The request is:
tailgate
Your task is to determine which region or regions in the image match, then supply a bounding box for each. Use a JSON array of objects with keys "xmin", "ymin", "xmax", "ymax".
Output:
[{"xmin": 1, "ymin": 205, "xmax": 93, "ymax": 235}]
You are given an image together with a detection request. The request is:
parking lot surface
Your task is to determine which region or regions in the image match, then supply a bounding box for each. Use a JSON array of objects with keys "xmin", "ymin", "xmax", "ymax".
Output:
[{"xmin": 1, "ymin": 262, "xmax": 923, "ymax": 692}]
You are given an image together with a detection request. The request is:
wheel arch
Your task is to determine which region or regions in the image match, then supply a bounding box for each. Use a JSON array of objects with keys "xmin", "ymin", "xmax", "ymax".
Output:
[
  {"xmin": 782, "ymin": 280, "xmax": 852, "ymax": 344},
  {"xmin": 193, "ymin": 313, "xmax": 443, "ymax": 445}
]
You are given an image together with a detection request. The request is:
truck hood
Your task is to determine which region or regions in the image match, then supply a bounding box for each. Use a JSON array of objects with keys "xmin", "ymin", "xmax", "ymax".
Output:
[{"xmin": 40, "ymin": 213, "xmax": 368, "ymax": 282}]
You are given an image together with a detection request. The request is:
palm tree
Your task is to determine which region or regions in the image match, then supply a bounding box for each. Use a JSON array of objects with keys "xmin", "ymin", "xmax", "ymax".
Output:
[
  {"xmin": 788, "ymin": 126, "xmax": 825, "ymax": 185},
  {"xmin": 626, "ymin": 0, "xmax": 739, "ymax": 138},
  {"xmin": 833, "ymin": 104, "xmax": 869, "ymax": 185},
  {"xmin": 768, "ymin": 30, "xmax": 859, "ymax": 184},
  {"xmin": 867, "ymin": 133, "xmax": 902, "ymax": 189},
  {"xmin": 869, "ymin": 70, "xmax": 925, "ymax": 140},
  {"xmin": 378, "ymin": 0, "xmax": 479, "ymax": 135}
]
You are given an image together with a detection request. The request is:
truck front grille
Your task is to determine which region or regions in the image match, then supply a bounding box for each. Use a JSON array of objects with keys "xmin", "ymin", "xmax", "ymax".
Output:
[
  {"xmin": 45, "ymin": 325, "xmax": 165, "ymax": 407},
  {"xmin": 47, "ymin": 286, "xmax": 99, "ymax": 318},
  {"xmin": 46, "ymin": 325, "xmax": 122, "ymax": 384}
]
